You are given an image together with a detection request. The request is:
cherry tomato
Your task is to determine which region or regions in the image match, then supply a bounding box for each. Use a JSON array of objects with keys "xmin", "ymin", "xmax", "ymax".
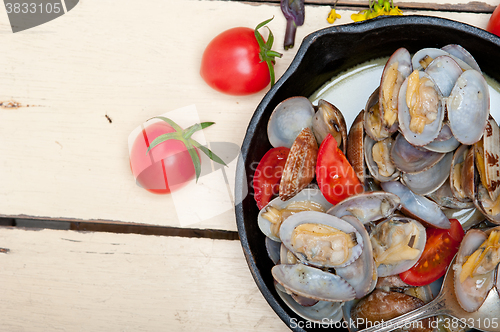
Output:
[
  {"xmin": 316, "ymin": 134, "xmax": 364, "ymax": 205},
  {"xmin": 129, "ymin": 121, "xmax": 198, "ymax": 194},
  {"xmin": 200, "ymin": 19, "xmax": 281, "ymax": 96},
  {"xmin": 253, "ymin": 147, "xmax": 290, "ymax": 209},
  {"xmin": 400, "ymin": 218, "xmax": 464, "ymax": 286},
  {"xmin": 487, "ymin": 5, "xmax": 500, "ymax": 37}
]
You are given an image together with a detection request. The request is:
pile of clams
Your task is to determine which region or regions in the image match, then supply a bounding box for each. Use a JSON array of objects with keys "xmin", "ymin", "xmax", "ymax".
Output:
[{"xmin": 256, "ymin": 44, "xmax": 500, "ymax": 329}]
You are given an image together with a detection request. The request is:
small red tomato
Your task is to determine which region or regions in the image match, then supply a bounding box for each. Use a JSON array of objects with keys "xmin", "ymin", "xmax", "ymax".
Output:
[
  {"xmin": 487, "ymin": 5, "xmax": 500, "ymax": 37},
  {"xmin": 400, "ymin": 219, "xmax": 464, "ymax": 286},
  {"xmin": 316, "ymin": 134, "xmax": 364, "ymax": 205},
  {"xmin": 200, "ymin": 18, "xmax": 281, "ymax": 96},
  {"xmin": 130, "ymin": 122, "xmax": 197, "ymax": 194},
  {"xmin": 129, "ymin": 118, "xmax": 225, "ymax": 194},
  {"xmin": 253, "ymin": 147, "xmax": 290, "ymax": 209}
]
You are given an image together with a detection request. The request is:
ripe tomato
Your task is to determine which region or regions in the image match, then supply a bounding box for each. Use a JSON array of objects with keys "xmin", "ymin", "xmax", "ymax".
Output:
[
  {"xmin": 316, "ymin": 134, "xmax": 364, "ymax": 205},
  {"xmin": 200, "ymin": 19, "xmax": 281, "ymax": 96},
  {"xmin": 253, "ymin": 147, "xmax": 290, "ymax": 209},
  {"xmin": 400, "ymin": 218, "xmax": 464, "ymax": 286},
  {"xmin": 130, "ymin": 121, "xmax": 198, "ymax": 194},
  {"xmin": 487, "ymin": 5, "xmax": 500, "ymax": 37}
]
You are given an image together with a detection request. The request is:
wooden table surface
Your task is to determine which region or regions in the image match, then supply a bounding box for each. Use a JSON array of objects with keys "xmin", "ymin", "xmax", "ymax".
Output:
[{"xmin": 0, "ymin": 0, "xmax": 496, "ymax": 330}]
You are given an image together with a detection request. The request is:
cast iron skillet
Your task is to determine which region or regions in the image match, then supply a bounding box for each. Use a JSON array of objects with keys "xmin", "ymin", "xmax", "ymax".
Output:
[{"xmin": 235, "ymin": 15, "xmax": 500, "ymax": 332}]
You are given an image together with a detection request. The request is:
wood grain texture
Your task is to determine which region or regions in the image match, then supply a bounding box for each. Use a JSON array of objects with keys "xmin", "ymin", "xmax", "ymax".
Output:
[
  {"xmin": 0, "ymin": 227, "xmax": 289, "ymax": 331},
  {"xmin": 0, "ymin": 0, "xmax": 492, "ymax": 231}
]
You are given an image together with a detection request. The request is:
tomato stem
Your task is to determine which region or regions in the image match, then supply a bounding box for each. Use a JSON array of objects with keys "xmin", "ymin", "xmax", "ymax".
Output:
[
  {"xmin": 146, "ymin": 117, "xmax": 227, "ymax": 182},
  {"xmin": 254, "ymin": 17, "xmax": 282, "ymax": 87}
]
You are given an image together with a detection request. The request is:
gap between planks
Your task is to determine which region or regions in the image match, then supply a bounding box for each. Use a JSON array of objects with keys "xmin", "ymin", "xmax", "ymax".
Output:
[{"xmin": 0, "ymin": 217, "xmax": 239, "ymax": 241}]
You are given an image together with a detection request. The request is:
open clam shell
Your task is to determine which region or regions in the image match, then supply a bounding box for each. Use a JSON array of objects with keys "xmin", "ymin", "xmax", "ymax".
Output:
[
  {"xmin": 449, "ymin": 144, "xmax": 474, "ymax": 203},
  {"xmin": 371, "ymin": 216, "xmax": 427, "ymax": 277},
  {"xmin": 379, "ymin": 48, "xmax": 412, "ymax": 133},
  {"xmin": 424, "ymin": 55, "xmax": 463, "ymax": 97},
  {"xmin": 274, "ymin": 283, "xmax": 344, "ymax": 323},
  {"xmin": 453, "ymin": 229, "xmax": 496, "ymax": 312},
  {"xmin": 364, "ymin": 87, "xmax": 391, "ymax": 141},
  {"xmin": 336, "ymin": 215, "xmax": 377, "ymax": 299},
  {"xmin": 258, "ymin": 187, "xmax": 333, "ymax": 242},
  {"xmin": 280, "ymin": 211, "xmax": 363, "ymax": 268},
  {"xmin": 391, "ymin": 134, "xmax": 445, "ymax": 174},
  {"xmin": 327, "ymin": 191, "xmax": 400, "ymax": 224},
  {"xmin": 401, "ymin": 151, "xmax": 453, "ymax": 196},
  {"xmin": 272, "ymin": 263, "xmax": 356, "ymax": 302},
  {"xmin": 365, "ymin": 135, "xmax": 400, "ymax": 182},
  {"xmin": 447, "ymin": 69, "xmax": 490, "ymax": 145},
  {"xmin": 267, "ymin": 96, "xmax": 315, "ymax": 148},
  {"xmin": 381, "ymin": 181, "xmax": 451, "ymax": 229},
  {"xmin": 398, "ymin": 70, "xmax": 444, "ymax": 147},
  {"xmin": 347, "ymin": 110, "xmax": 366, "ymax": 184},
  {"xmin": 412, "ymin": 47, "xmax": 476, "ymax": 71},
  {"xmin": 441, "ymin": 44, "xmax": 481, "ymax": 72},
  {"xmin": 312, "ymin": 99, "xmax": 347, "ymax": 152}
]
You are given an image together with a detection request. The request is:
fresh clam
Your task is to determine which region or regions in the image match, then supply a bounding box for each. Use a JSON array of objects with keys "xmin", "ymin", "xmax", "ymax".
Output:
[
  {"xmin": 364, "ymin": 87, "xmax": 392, "ymax": 141},
  {"xmin": 365, "ymin": 135, "xmax": 400, "ymax": 182},
  {"xmin": 379, "ymin": 48, "xmax": 412, "ymax": 133},
  {"xmin": 453, "ymin": 227, "xmax": 500, "ymax": 312},
  {"xmin": 258, "ymin": 187, "xmax": 333, "ymax": 242},
  {"xmin": 267, "ymin": 96, "xmax": 315, "ymax": 148},
  {"xmin": 381, "ymin": 181, "xmax": 451, "ymax": 229},
  {"xmin": 279, "ymin": 211, "xmax": 364, "ymax": 268},
  {"xmin": 391, "ymin": 134, "xmax": 445, "ymax": 174},
  {"xmin": 447, "ymin": 70, "xmax": 489, "ymax": 145},
  {"xmin": 398, "ymin": 70, "xmax": 444, "ymax": 146},
  {"xmin": 312, "ymin": 99, "xmax": 347, "ymax": 152},
  {"xmin": 279, "ymin": 127, "xmax": 318, "ymax": 201},
  {"xmin": 370, "ymin": 216, "xmax": 426, "ymax": 277},
  {"xmin": 347, "ymin": 110, "xmax": 366, "ymax": 184}
]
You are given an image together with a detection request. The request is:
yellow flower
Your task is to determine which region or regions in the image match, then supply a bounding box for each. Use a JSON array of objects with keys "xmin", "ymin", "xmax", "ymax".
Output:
[
  {"xmin": 351, "ymin": 10, "xmax": 369, "ymax": 22},
  {"xmin": 327, "ymin": 9, "xmax": 341, "ymax": 24},
  {"xmin": 389, "ymin": 6, "xmax": 403, "ymax": 15}
]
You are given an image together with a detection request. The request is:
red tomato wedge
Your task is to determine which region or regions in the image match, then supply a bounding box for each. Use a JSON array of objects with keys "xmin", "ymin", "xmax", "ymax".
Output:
[
  {"xmin": 253, "ymin": 147, "xmax": 290, "ymax": 209},
  {"xmin": 316, "ymin": 134, "xmax": 363, "ymax": 205},
  {"xmin": 400, "ymin": 218, "xmax": 464, "ymax": 286},
  {"xmin": 487, "ymin": 5, "xmax": 500, "ymax": 37}
]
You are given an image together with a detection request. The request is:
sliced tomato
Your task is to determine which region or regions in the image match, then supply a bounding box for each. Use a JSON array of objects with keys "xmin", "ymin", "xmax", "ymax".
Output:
[
  {"xmin": 400, "ymin": 218, "xmax": 464, "ymax": 286},
  {"xmin": 316, "ymin": 134, "xmax": 363, "ymax": 205},
  {"xmin": 253, "ymin": 147, "xmax": 290, "ymax": 209}
]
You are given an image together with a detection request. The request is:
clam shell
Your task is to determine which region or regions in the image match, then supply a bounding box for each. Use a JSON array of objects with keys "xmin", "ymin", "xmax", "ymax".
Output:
[
  {"xmin": 274, "ymin": 283, "xmax": 344, "ymax": 323},
  {"xmin": 280, "ymin": 211, "xmax": 363, "ymax": 268},
  {"xmin": 381, "ymin": 181, "xmax": 451, "ymax": 229},
  {"xmin": 428, "ymin": 176, "xmax": 474, "ymax": 209},
  {"xmin": 398, "ymin": 70, "xmax": 444, "ymax": 147},
  {"xmin": 454, "ymin": 229, "xmax": 494, "ymax": 312},
  {"xmin": 364, "ymin": 87, "xmax": 391, "ymax": 141},
  {"xmin": 449, "ymin": 144, "xmax": 473, "ymax": 203},
  {"xmin": 312, "ymin": 99, "xmax": 347, "ymax": 152},
  {"xmin": 441, "ymin": 44, "xmax": 481, "ymax": 72},
  {"xmin": 412, "ymin": 47, "xmax": 475, "ymax": 71},
  {"xmin": 327, "ymin": 191, "xmax": 400, "ymax": 224},
  {"xmin": 272, "ymin": 263, "xmax": 356, "ymax": 302},
  {"xmin": 424, "ymin": 55, "xmax": 463, "ymax": 97},
  {"xmin": 370, "ymin": 217, "xmax": 426, "ymax": 277},
  {"xmin": 336, "ymin": 215, "xmax": 377, "ymax": 299},
  {"xmin": 265, "ymin": 236, "xmax": 281, "ymax": 264},
  {"xmin": 447, "ymin": 70, "xmax": 490, "ymax": 145},
  {"xmin": 279, "ymin": 127, "xmax": 318, "ymax": 201},
  {"xmin": 480, "ymin": 117, "xmax": 500, "ymax": 202},
  {"xmin": 401, "ymin": 151, "xmax": 453, "ymax": 196},
  {"xmin": 258, "ymin": 187, "xmax": 333, "ymax": 242},
  {"xmin": 365, "ymin": 135, "xmax": 400, "ymax": 182},
  {"xmin": 267, "ymin": 96, "xmax": 315, "ymax": 148},
  {"xmin": 391, "ymin": 134, "xmax": 445, "ymax": 174},
  {"xmin": 347, "ymin": 110, "xmax": 366, "ymax": 184},
  {"xmin": 379, "ymin": 48, "xmax": 412, "ymax": 133}
]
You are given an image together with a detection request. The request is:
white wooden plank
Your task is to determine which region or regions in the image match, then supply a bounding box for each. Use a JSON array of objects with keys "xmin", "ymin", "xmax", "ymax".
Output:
[
  {"xmin": 0, "ymin": 0, "xmax": 491, "ymax": 231},
  {"xmin": 0, "ymin": 227, "xmax": 289, "ymax": 332}
]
